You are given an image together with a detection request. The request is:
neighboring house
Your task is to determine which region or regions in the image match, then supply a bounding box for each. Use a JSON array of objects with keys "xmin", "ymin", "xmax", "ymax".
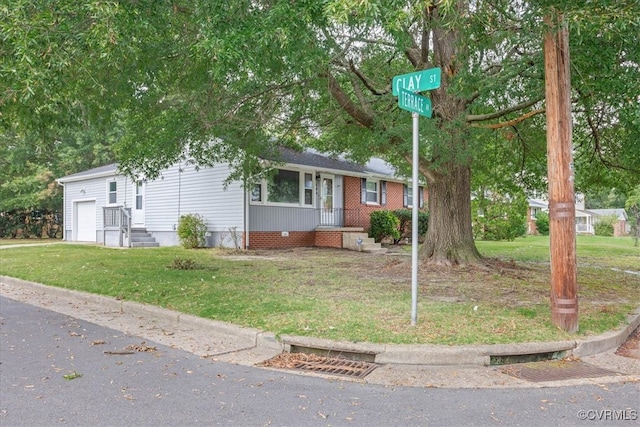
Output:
[
  {"xmin": 527, "ymin": 197, "xmax": 629, "ymax": 236},
  {"xmin": 585, "ymin": 209, "xmax": 629, "ymax": 237},
  {"xmin": 56, "ymin": 147, "xmax": 426, "ymax": 250},
  {"xmin": 527, "ymin": 199, "xmax": 548, "ymax": 235}
]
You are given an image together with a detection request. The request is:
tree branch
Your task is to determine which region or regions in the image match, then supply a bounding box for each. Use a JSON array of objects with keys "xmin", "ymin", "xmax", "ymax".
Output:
[
  {"xmin": 403, "ymin": 154, "xmax": 435, "ymax": 183},
  {"xmin": 348, "ymin": 60, "xmax": 386, "ymax": 96},
  {"xmin": 470, "ymin": 108, "xmax": 545, "ymax": 129},
  {"xmin": 466, "ymin": 97, "xmax": 544, "ymax": 122},
  {"xmin": 324, "ymin": 71, "xmax": 375, "ymax": 128}
]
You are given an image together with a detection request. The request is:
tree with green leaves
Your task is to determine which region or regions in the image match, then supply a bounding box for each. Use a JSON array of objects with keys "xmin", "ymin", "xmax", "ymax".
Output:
[
  {"xmin": 2, "ymin": 1, "xmax": 639, "ymax": 265},
  {"xmin": 626, "ymin": 186, "xmax": 640, "ymax": 246}
]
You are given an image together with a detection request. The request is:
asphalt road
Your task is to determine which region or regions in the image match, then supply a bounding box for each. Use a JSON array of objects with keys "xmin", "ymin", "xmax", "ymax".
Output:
[{"xmin": 1, "ymin": 296, "xmax": 638, "ymax": 427}]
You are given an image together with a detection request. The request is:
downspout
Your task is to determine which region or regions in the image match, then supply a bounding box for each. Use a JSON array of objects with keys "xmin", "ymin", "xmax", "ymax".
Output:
[
  {"xmin": 178, "ymin": 162, "xmax": 182, "ymax": 219},
  {"xmin": 58, "ymin": 181, "xmax": 65, "ymax": 241},
  {"xmin": 243, "ymin": 175, "xmax": 249, "ymax": 249}
]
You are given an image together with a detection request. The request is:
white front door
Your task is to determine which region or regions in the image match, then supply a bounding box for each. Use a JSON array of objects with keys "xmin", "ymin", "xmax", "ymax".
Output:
[
  {"xmin": 132, "ymin": 181, "xmax": 145, "ymax": 226},
  {"xmin": 320, "ymin": 174, "xmax": 335, "ymax": 226}
]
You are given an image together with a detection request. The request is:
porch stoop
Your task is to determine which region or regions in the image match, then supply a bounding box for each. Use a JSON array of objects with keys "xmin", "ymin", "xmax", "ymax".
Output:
[
  {"xmin": 342, "ymin": 232, "xmax": 387, "ymax": 254},
  {"xmin": 130, "ymin": 229, "xmax": 160, "ymax": 248}
]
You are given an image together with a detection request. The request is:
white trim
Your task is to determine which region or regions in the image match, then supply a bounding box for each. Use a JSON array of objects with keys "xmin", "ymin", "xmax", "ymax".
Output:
[
  {"xmin": 106, "ymin": 179, "xmax": 118, "ymax": 206},
  {"xmin": 57, "ymin": 168, "xmax": 117, "ymax": 184},
  {"xmin": 364, "ymin": 178, "xmax": 381, "ymax": 205}
]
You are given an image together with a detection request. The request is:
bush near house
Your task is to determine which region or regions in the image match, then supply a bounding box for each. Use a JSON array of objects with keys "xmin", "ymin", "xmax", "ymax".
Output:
[
  {"xmin": 471, "ymin": 195, "xmax": 527, "ymax": 241},
  {"xmin": 534, "ymin": 211, "xmax": 550, "ymax": 236},
  {"xmin": 369, "ymin": 209, "xmax": 429, "ymax": 244},
  {"xmin": 392, "ymin": 209, "xmax": 429, "ymax": 241},
  {"xmin": 177, "ymin": 213, "xmax": 208, "ymax": 249},
  {"xmin": 594, "ymin": 215, "xmax": 616, "ymax": 237},
  {"xmin": 368, "ymin": 210, "xmax": 400, "ymax": 243}
]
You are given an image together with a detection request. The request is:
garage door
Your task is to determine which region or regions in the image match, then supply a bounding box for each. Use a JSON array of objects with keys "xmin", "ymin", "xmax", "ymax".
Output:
[{"xmin": 76, "ymin": 201, "xmax": 96, "ymax": 242}]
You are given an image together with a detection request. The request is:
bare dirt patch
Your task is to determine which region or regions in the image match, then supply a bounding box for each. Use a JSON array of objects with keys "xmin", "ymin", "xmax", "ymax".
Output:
[{"xmin": 615, "ymin": 327, "xmax": 640, "ymax": 360}]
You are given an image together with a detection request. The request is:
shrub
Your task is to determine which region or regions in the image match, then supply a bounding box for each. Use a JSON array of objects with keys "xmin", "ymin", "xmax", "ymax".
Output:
[
  {"xmin": 369, "ymin": 210, "xmax": 400, "ymax": 243},
  {"xmin": 393, "ymin": 209, "xmax": 429, "ymax": 240},
  {"xmin": 594, "ymin": 215, "xmax": 616, "ymax": 236},
  {"xmin": 471, "ymin": 192, "xmax": 527, "ymax": 241},
  {"xmin": 177, "ymin": 214, "xmax": 208, "ymax": 249},
  {"xmin": 535, "ymin": 211, "xmax": 550, "ymax": 236}
]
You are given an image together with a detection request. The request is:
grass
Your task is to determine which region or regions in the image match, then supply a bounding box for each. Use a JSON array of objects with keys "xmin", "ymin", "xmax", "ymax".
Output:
[
  {"xmin": 0, "ymin": 238, "xmax": 60, "ymax": 246},
  {"xmin": 0, "ymin": 236, "xmax": 638, "ymax": 345}
]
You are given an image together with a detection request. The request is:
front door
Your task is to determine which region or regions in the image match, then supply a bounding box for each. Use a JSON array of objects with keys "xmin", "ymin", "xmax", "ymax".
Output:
[
  {"xmin": 133, "ymin": 181, "xmax": 145, "ymax": 226},
  {"xmin": 320, "ymin": 174, "xmax": 335, "ymax": 226}
]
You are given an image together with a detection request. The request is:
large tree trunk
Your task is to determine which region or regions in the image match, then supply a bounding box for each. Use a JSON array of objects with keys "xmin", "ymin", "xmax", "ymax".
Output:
[
  {"xmin": 416, "ymin": 3, "xmax": 481, "ymax": 266},
  {"xmin": 420, "ymin": 162, "xmax": 482, "ymax": 266}
]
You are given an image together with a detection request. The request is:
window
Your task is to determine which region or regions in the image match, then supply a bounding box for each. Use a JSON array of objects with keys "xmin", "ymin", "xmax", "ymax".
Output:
[
  {"xmin": 108, "ymin": 181, "xmax": 117, "ymax": 204},
  {"xmin": 268, "ymin": 169, "xmax": 300, "ymax": 203},
  {"xmin": 366, "ymin": 181, "xmax": 378, "ymax": 203},
  {"xmin": 531, "ymin": 207, "xmax": 540, "ymax": 219},
  {"xmin": 304, "ymin": 173, "xmax": 314, "ymax": 205},
  {"xmin": 251, "ymin": 168, "xmax": 315, "ymax": 206},
  {"xmin": 361, "ymin": 179, "xmax": 386, "ymax": 205},
  {"xmin": 251, "ymin": 183, "xmax": 262, "ymax": 202},
  {"xmin": 404, "ymin": 184, "xmax": 425, "ymax": 208},
  {"xmin": 135, "ymin": 182, "xmax": 143, "ymax": 209}
]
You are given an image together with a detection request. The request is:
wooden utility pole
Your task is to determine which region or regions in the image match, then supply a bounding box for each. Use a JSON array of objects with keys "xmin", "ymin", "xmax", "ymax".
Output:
[{"xmin": 544, "ymin": 13, "xmax": 578, "ymax": 332}]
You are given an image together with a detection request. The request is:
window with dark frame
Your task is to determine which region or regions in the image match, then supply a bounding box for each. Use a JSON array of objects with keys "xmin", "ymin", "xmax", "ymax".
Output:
[{"xmin": 108, "ymin": 181, "xmax": 117, "ymax": 204}]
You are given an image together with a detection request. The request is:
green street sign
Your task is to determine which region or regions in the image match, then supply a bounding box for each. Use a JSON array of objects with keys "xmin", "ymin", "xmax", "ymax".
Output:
[
  {"xmin": 392, "ymin": 67, "xmax": 441, "ymax": 96},
  {"xmin": 397, "ymin": 89, "xmax": 432, "ymax": 118}
]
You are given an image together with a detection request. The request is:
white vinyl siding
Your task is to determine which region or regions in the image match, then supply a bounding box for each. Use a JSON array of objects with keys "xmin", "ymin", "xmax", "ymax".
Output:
[
  {"xmin": 63, "ymin": 176, "xmax": 123, "ymax": 242},
  {"xmin": 144, "ymin": 162, "xmax": 244, "ymax": 233}
]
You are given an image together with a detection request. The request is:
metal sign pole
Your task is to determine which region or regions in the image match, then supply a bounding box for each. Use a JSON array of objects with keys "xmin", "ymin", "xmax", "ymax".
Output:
[
  {"xmin": 393, "ymin": 67, "xmax": 440, "ymax": 326},
  {"xmin": 411, "ymin": 111, "xmax": 419, "ymax": 326}
]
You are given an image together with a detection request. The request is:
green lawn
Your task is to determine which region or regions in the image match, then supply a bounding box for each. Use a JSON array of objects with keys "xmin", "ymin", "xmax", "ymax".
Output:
[{"xmin": 1, "ymin": 236, "xmax": 638, "ymax": 345}]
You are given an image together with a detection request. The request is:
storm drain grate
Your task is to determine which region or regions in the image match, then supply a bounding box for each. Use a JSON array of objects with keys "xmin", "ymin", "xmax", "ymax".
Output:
[
  {"xmin": 499, "ymin": 359, "xmax": 621, "ymax": 383},
  {"xmin": 258, "ymin": 353, "xmax": 378, "ymax": 379},
  {"xmin": 293, "ymin": 357, "xmax": 378, "ymax": 379}
]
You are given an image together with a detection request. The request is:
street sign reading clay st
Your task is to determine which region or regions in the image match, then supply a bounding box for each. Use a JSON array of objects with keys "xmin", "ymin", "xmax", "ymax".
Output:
[{"xmin": 392, "ymin": 68, "xmax": 441, "ymax": 96}]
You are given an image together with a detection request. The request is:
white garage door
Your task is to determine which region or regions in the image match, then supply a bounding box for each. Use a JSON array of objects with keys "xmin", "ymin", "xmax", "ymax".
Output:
[{"xmin": 76, "ymin": 201, "xmax": 96, "ymax": 242}]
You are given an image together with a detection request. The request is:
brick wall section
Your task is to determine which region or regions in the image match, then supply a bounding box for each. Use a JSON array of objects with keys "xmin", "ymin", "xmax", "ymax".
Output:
[
  {"xmin": 314, "ymin": 230, "xmax": 343, "ymax": 248},
  {"xmin": 248, "ymin": 176, "xmax": 429, "ymax": 249},
  {"xmin": 248, "ymin": 231, "xmax": 315, "ymax": 249},
  {"xmin": 343, "ymin": 176, "xmax": 427, "ymax": 230}
]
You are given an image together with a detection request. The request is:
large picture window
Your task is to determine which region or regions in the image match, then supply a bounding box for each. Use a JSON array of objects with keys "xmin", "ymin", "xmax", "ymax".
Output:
[
  {"xmin": 252, "ymin": 168, "xmax": 315, "ymax": 206},
  {"xmin": 268, "ymin": 169, "xmax": 300, "ymax": 203}
]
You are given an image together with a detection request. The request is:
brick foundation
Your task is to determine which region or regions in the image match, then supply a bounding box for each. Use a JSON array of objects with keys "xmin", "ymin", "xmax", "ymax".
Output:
[
  {"xmin": 314, "ymin": 230, "xmax": 343, "ymax": 248},
  {"xmin": 248, "ymin": 231, "xmax": 316, "ymax": 249}
]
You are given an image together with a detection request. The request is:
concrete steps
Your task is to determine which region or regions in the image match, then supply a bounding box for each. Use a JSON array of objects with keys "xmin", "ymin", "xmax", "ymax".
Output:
[
  {"xmin": 130, "ymin": 229, "xmax": 159, "ymax": 248},
  {"xmin": 342, "ymin": 232, "xmax": 387, "ymax": 254}
]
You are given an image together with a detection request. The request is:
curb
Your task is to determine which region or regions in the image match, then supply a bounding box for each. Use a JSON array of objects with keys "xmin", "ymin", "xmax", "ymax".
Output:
[{"xmin": 1, "ymin": 275, "xmax": 638, "ymax": 366}]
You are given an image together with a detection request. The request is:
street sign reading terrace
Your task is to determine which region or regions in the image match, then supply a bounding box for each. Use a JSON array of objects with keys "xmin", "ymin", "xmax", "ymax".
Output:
[
  {"xmin": 392, "ymin": 68, "xmax": 441, "ymax": 96},
  {"xmin": 397, "ymin": 89, "xmax": 432, "ymax": 118}
]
